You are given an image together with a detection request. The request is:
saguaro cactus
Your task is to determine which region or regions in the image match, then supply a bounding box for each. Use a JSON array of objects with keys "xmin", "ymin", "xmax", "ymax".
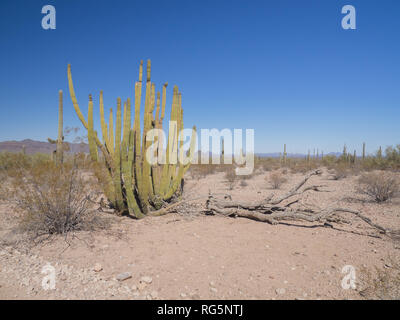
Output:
[
  {"xmin": 283, "ymin": 144, "xmax": 287, "ymax": 165},
  {"xmin": 362, "ymin": 142, "xmax": 366, "ymax": 160},
  {"xmin": 48, "ymin": 90, "xmax": 64, "ymax": 165},
  {"xmin": 67, "ymin": 60, "xmax": 196, "ymax": 218}
]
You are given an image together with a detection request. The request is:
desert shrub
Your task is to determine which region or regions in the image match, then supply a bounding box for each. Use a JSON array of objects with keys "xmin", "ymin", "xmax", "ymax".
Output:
[
  {"xmin": 2, "ymin": 161, "xmax": 104, "ymax": 238},
  {"xmin": 188, "ymin": 164, "xmax": 217, "ymax": 180},
  {"xmin": 260, "ymin": 158, "xmax": 280, "ymax": 172},
  {"xmin": 357, "ymin": 172, "xmax": 399, "ymax": 203},
  {"xmin": 320, "ymin": 155, "xmax": 337, "ymax": 169},
  {"xmin": 0, "ymin": 152, "xmax": 52, "ymax": 174},
  {"xmin": 268, "ymin": 171, "xmax": 287, "ymax": 189},
  {"xmin": 359, "ymin": 258, "xmax": 400, "ymax": 300},
  {"xmin": 289, "ymin": 160, "xmax": 318, "ymax": 174},
  {"xmin": 0, "ymin": 152, "xmax": 30, "ymax": 172},
  {"xmin": 331, "ymin": 164, "xmax": 348, "ymax": 180},
  {"xmin": 30, "ymin": 153, "xmax": 51, "ymax": 165},
  {"xmin": 224, "ymin": 168, "xmax": 237, "ymax": 190}
]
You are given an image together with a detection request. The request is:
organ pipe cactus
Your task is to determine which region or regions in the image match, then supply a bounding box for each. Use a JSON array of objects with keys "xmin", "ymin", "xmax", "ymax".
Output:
[{"xmin": 67, "ymin": 60, "xmax": 196, "ymax": 218}]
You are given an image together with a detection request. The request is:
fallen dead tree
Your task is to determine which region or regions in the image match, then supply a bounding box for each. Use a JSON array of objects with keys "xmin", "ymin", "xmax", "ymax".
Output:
[{"xmin": 204, "ymin": 170, "xmax": 392, "ymax": 237}]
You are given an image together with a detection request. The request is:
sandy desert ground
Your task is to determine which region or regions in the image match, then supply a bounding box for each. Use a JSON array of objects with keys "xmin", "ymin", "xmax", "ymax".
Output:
[{"xmin": 0, "ymin": 168, "xmax": 399, "ymax": 300}]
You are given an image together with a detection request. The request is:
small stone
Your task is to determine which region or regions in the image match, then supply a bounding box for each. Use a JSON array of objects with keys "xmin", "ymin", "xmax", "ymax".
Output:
[
  {"xmin": 93, "ymin": 263, "xmax": 103, "ymax": 272},
  {"xmin": 180, "ymin": 293, "xmax": 187, "ymax": 298},
  {"xmin": 275, "ymin": 288, "xmax": 286, "ymax": 295},
  {"xmin": 131, "ymin": 285, "xmax": 138, "ymax": 291},
  {"xmin": 140, "ymin": 276, "xmax": 153, "ymax": 284},
  {"xmin": 210, "ymin": 287, "xmax": 218, "ymax": 293},
  {"xmin": 116, "ymin": 272, "xmax": 132, "ymax": 281},
  {"xmin": 150, "ymin": 291, "xmax": 158, "ymax": 299}
]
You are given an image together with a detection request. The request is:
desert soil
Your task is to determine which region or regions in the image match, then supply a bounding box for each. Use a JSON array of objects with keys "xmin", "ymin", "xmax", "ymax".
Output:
[{"xmin": 0, "ymin": 168, "xmax": 399, "ymax": 300}]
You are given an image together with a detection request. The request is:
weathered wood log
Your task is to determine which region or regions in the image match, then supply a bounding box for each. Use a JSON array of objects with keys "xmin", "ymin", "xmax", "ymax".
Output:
[{"xmin": 205, "ymin": 170, "xmax": 391, "ymax": 236}]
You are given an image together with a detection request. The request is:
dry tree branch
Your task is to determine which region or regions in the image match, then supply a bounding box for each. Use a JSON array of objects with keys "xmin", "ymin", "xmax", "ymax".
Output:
[{"xmin": 205, "ymin": 170, "xmax": 392, "ymax": 237}]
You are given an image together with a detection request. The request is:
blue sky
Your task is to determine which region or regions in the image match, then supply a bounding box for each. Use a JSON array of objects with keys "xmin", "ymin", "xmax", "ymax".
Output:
[{"xmin": 0, "ymin": 0, "xmax": 399, "ymax": 154}]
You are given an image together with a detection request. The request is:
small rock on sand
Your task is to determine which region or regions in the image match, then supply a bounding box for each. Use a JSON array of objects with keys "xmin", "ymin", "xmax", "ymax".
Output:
[
  {"xmin": 140, "ymin": 276, "xmax": 153, "ymax": 284},
  {"xmin": 93, "ymin": 263, "xmax": 103, "ymax": 272},
  {"xmin": 116, "ymin": 272, "xmax": 132, "ymax": 281}
]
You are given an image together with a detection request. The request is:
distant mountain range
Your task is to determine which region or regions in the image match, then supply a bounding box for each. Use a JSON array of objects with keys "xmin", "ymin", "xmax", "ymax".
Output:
[
  {"xmin": 0, "ymin": 139, "xmax": 342, "ymax": 158},
  {"xmin": 255, "ymin": 152, "xmax": 342, "ymax": 158},
  {"xmin": 0, "ymin": 139, "xmax": 89, "ymax": 155}
]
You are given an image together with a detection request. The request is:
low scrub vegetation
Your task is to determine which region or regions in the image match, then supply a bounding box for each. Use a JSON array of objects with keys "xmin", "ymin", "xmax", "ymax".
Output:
[
  {"xmin": 224, "ymin": 167, "xmax": 237, "ymax": 190},
  {"xmin": 360, "ymin": 258, "xmax": 400, "ymax": 300},
  {"xmin": 268, "ymin": 171, "xmax": 287, "ymax": 189},
  {"xmin": 357, "ymin": 172, "xmax": 399, "ymax": 203},
  {"xmin": 331, "ymin": 164, "xmax": 349, "ymax": 180},
  {"xmin": 1, "ymin": 160, "xmax": 106, "ymax": 240}
]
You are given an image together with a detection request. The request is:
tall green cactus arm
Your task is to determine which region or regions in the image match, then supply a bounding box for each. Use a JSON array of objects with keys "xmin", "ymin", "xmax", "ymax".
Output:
[
  {"xmin": 88, "ymin": 94, "xmax": 98, "ymax": 161},
  {"xmin": 57, "ymin": 90, "xmax": 64, "ymax": 164},
  {"xmin": 161, "ymin": 82, "xmax": 168, "ymax": 121},
  {"xmin": 160, "ymin": 86, "xmax": 178, "ymax": 195},
  {"xmin": 133, "ymin": 62, "xmax": 149, "ymax": 213},
  {"xmin": 68, "ymin": 64, "xmax": 88, "ymax": 130},
  {"xmin": 122, "ymin": 99, "xmax": 131, "ymax": 149},
  {"xmin": 108, "ymin": 108, "xmax": 114, "ymax": 154},
  {"xmin": 133, "ymin": 62, "xmax": 143, "ymax": 168},
  {"xmin": 99, "ymin": 90, "xmax": 109, "ymax": 145},
  {"xmin": 164, "ymin": 126, "xmax": 196, "ymax": 201},
  {"xmin": 183, "ymin": 125, "xmax": 197, "ymax": 174},
  {"xmin": 164, "ymin": 92, "xmax": 187, "ymax": 201},
  {"xmin": 157, "ymin": 82, "xmax": 168, "ymax": 164},
  {"xmin": 112, "ymin": 98, "xmax": 124, "ymax": 211},
  {"xmin": 155, "ymin": 92, "xmax": 160, "ymax": 125},
  {"xmin": 122, "ymin": 101, "xmax": 128, "ymax": 146},
  {"xmin": 68, "ymin": 64, "xmax": 111, "ymax": 162},
  {"xmin": 140, "ymin": 69, "xmax": 154, "ymax": 204},
  {"xmin": 121, "ymin": 98, "xmax": 143, "ymax": 218}
]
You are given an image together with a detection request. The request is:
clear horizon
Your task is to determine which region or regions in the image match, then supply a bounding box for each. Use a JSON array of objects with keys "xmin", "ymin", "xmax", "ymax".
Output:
[{"xmin": 1, "ymin": 0, "xmax": 399, "ymax": 155}]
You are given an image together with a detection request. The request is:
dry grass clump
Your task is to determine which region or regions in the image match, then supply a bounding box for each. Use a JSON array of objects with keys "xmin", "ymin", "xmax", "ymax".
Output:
[
  {"xmin": 359, "ymin": 258, "xmax": 400, "ymax": 300},
  {"xmin": 0, "ymin": 152, "xmax": 30, "ymax": 172},
  {"xmin": 224, "ymin": 168, "xmax": 237, "ymax": 190},
  {"xmin": 268, "ymin": 171, "xmax": 287, "ymax": 189},
  {"xmin": 357, "ymin": 172, "xmax": 399, "ymax": 203},
  {"xmin": 1, "ymin": 160, "xmax": 107, "ymax": 240},
  {"xmin": 331, "ymin": 164, "xmax": 348, "ymax": 180},
  {"xmin": 289, "ymin": 161, "xmax": 318, "ymax": 174},
  {"xmin": 188, "ymin": 164, "xmax": 217, "ymax": 180}
]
